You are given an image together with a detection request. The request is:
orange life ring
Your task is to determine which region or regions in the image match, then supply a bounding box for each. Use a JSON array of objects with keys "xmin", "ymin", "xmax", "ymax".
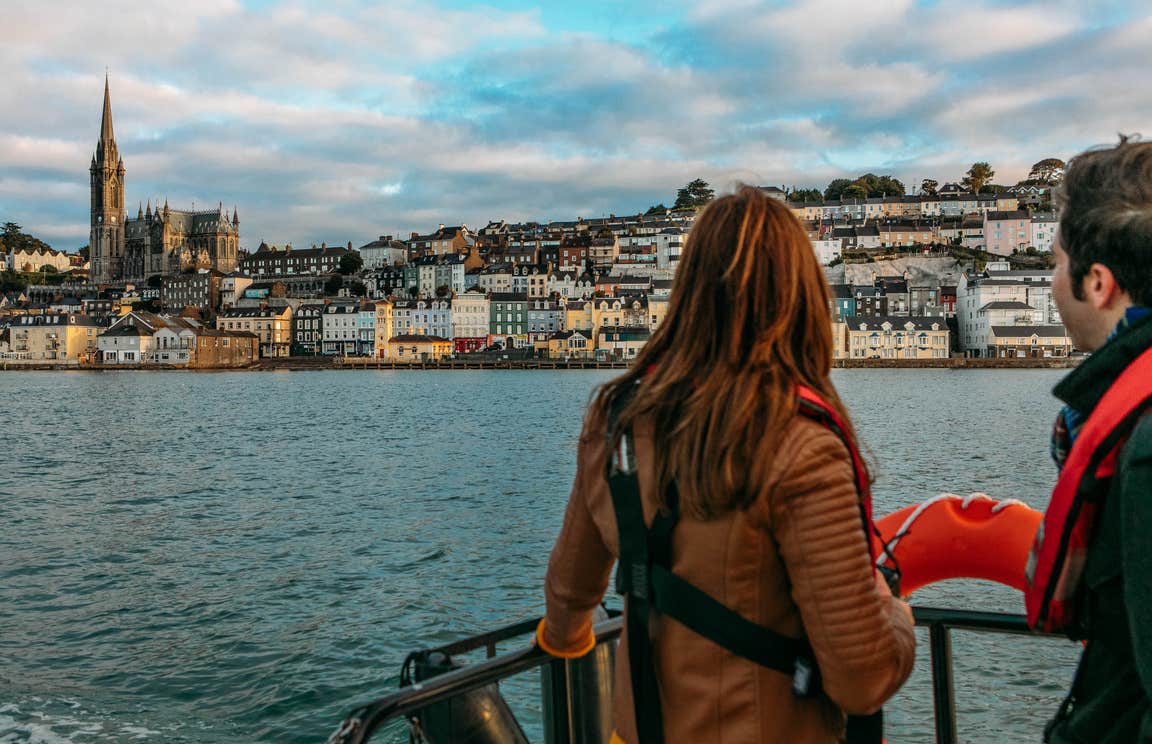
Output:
[{"xmin": 872, "ymin": 494, "xmax": 1042, "ymax": 594}]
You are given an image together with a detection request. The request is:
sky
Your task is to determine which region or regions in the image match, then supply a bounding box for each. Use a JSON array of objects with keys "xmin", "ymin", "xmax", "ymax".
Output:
[{"xmin": 1, "ymin": 0, "xmax": 1150, "ymax": 252}]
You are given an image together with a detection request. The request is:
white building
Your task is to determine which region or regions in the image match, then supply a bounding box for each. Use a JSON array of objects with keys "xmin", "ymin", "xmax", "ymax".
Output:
[
  {"xmin": 1030, "ymin": 214, "xmax": 1059, "ymax": 252},
  {"xmin": 358, "ymin": 236, "xmax": 408, "ymax": 269},
  {"xmin": 812, "ymin": 238, "xmax": 843, "ymax": 265},
  {"xmin": 322, "ymin": 301, "xmax": 360, "ymax": 355},
  {"xmin": 451, "ymin": 291, "xmax": 490, "ymax": 340},
  {"xmin": 654, "ymin": 228, "xmax": 686, "ymax": 270},
  {"xmin": 956, "ymin": 274, "xmax": 1029, "ymax": 355},
  {"xmin": 410, "ymin": 298, "xmax": 452, "ymax": 339}
]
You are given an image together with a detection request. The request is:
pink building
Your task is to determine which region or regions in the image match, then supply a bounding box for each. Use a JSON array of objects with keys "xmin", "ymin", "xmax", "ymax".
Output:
[{"xmin": 983, "ymin": 210, "xmax": 1031, "ymax": 256}]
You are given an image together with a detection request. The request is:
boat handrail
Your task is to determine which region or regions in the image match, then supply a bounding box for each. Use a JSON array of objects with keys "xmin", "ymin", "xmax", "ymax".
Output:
[{"xmin": 327, "ymin": 606, "xmax": 1063, "ymax": 744}]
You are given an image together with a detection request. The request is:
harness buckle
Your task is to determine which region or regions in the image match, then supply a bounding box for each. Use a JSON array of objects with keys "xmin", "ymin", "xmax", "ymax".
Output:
[{"xmin": 792, "ymin": 657, "xmax": 815, "ymax": 697}]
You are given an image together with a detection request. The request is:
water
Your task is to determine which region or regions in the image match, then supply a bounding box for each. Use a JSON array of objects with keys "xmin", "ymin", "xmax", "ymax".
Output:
[{"xmin": 0, "ymin": 369, "xmax": 1079, "ymax": 743}]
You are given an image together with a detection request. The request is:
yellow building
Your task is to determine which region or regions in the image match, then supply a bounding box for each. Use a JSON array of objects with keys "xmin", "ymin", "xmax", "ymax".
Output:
[
  {"xmin": 5, "ymin": 313, "xmax": 100, "ymax": 362},
  {"xmin": 545, "ymin": 329, "xmax": 594, "ymax": 359},
  {"xmin": 216, "ymin": 304, "xmax": 293, "ymax": 357},
  {"xmin": 388, "ymin": 334, "xmax": 452, "ymax": 361},
  {"xmin": 988, "ymin": 325, "xmax": 1072, "ymax": 358},
  {"xmin": 564, "ymin": 300, "xmax": 594, "ymax": 333},
  {"xmin": 845, "ymin": 316, "xmax": 950, "ymax": 359},
  {"xmin": 373, "ymin": 300, "xmax": 394, "ymax": 358}
]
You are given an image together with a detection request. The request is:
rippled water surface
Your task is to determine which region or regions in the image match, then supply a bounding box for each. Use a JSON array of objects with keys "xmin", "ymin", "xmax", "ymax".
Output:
[{"xmin": 0, "ymin": 369, "xmax": 1079, "ymax": 743}]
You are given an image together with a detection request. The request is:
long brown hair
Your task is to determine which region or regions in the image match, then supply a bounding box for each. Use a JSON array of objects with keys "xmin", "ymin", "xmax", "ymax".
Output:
[{"xmin": 592, "ymin": 185, "xmax": 861, "ymax": 519}]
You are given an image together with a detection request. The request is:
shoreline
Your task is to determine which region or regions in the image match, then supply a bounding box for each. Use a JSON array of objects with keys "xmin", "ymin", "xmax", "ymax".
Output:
[{"xmin": 0, "ymin": 357, "xmax": 1081, "ymax": 372}]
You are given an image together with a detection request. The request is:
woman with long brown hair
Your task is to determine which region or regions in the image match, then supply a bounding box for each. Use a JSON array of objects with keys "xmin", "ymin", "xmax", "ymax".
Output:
[{"xmin": 537, "ymin": 186, "xmax": 915, "ymax": 743}]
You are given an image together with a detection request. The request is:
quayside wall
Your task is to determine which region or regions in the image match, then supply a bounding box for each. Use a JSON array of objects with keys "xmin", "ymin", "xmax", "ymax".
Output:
[{"xmin": 1, "ymin": 357, "xmax": 1081, "ymax": 371}]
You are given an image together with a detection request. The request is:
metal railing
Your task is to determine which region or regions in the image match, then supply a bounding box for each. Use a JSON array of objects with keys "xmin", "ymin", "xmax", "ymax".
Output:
[{"xmin": 328, "ymin": 606, "xmax": 1062, "ymax": 744}]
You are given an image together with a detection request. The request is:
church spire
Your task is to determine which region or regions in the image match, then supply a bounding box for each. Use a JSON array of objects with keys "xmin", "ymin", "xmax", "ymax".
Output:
[{"xmin": 100, "ymin": 73, "xmax": 115, "ymax": 144}]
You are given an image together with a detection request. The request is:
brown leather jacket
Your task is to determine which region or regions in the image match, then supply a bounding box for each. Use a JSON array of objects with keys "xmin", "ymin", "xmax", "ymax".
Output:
[{"xmin": 540, "ymin": 409, "xmax": 916, "ymax": 744}]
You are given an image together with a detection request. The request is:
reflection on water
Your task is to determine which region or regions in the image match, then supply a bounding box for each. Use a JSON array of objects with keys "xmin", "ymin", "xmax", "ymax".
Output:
[{"xmin": 0, "ymin": 369, "xmax": 1078, "ymax": 742}]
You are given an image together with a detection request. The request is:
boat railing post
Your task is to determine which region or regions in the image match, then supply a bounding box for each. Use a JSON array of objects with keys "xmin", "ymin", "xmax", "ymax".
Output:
[
  {"xmin": 929, "ymin": 621, "xmax": 957, "ymax": 744},
  {"xmin": 541, "ymin": 657, "xmax": 573, "ymax": 744}
]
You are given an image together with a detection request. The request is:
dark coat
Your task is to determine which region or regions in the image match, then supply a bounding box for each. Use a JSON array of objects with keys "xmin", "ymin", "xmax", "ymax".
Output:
[{"xmin": 1046, "ymin": 313, "xmax": 1152, "ymax": 743}]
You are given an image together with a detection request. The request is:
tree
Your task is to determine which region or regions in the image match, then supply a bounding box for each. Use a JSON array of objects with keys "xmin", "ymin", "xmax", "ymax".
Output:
[
  {"xmin": 78, "ymin": 245, "xmax": 90, "ymax": 261},
  {"xmin": 338, "ymin": 252, "xmax": 363, "ymax": 275},
  {"xmin": 1023, "ymin": 157, "xmax": 1066, "ymax": 186},
  {"xmin": 921, "ymin": 179, "xmax": 939, "ymax": 196},
  {"xmin": 853, "ymin": 173, "xmax": 905, "ymax": 197},
  {"xmin": 673, "ymin": 179, "xmax": 714, "ymax": 210},
  {"xmin": 645, "ymin": 203, "xmax": 668, "ymax": 215},
  {"xmin": 787, "ymin": 188, "xmax": 823, "ymax": 203},
  {"xmin": 824, "ymin": 178, "xmax": 854, "ymax": 200},
  {"xmin": 324, "ymin": 274, "xmax": 344, "ymax": 295},
  {"xmin": 435, "ymin": 284, "xmax": 451, "ymax": 298},
  {"xmin": 407, "ymin": 285, "xmax": 419, "ymax": 298},
  {"xmin": 146, "ymin": 274, "xmax": 163, "ymax": 288},
  {"xmin": 962, "ymin": 162, "xmax": 995, "ymax": 194},
  {"xmin": 842, "ymin": 184, "xmax": 868, "ymax": 199}
]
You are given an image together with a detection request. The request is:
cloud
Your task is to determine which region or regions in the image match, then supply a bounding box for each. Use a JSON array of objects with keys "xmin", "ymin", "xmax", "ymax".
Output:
[{"xmin": 1, "ymin": 0, "xmax": 1151, "ymax": 250}]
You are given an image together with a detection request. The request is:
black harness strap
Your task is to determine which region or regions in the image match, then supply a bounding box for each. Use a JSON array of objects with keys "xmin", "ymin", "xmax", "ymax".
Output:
[{"xmin": 605, "ymin": 386, "xmax": 880, "ymax": 744}]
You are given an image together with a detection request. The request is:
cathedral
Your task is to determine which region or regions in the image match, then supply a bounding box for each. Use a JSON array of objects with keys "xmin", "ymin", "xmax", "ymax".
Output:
[{"xmin": 89, "ymin": 77, "xmax": 240, "ymax": 284}]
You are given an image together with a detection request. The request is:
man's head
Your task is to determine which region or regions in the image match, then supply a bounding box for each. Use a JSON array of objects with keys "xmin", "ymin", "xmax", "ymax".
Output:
[{"xmin": 1053, "ymin": 136, "xmax": 1152, "ymax": 350}]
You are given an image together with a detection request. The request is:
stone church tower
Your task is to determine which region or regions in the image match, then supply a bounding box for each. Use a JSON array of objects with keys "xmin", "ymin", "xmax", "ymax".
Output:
[
  {"xmin": 87, "ymin": 76, "xmax": 240, "ymax": 285},
  {"xmin": 90, "ymin": 75, "xmax": 125, "ymax": 284}
]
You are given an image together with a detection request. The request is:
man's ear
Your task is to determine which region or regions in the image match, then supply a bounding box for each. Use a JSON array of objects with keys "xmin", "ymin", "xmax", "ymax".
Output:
[{"xmin": 1083, "ymin": 262, "xmax": 1129, "ymax": 311}]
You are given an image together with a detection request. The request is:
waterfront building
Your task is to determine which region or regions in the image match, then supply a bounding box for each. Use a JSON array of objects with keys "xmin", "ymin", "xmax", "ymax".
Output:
[
  {"xmin": 357, "ymin": 300, "xmax": 376, "ymax": 356},
  {"xmin": 843, "ymin": 316, "xmax": 950, "ymax": 359},
  {"xmin": 388, "ymin": 334, "xmax": 452, "ymax": 360},
  {"xmin": 96, "ymin": 311, "xmax": 166, "ymax": 363},
  {"xmin": 293, "ymin": 303, "xmax": 324, "ymax": 355},
  {"xmin": 321, "ymin": 301, "xmax": 360, "ymax": 356},
  {"xmin": 88, "ymin": 78, "xmax": 239, "ymax": 284},
  {"xmin": 956, "ymin": 273, "xmax": 1040, "ymax": 354},
  {"xmin": 987, "ymin": 326, "xmax": 1073, "ymax": 358},
  {"xmin": 216, "ymin": 305, "xmax": 292, "ymax": 357},
  {"xmin": 373, "ymin": 300, "xmax": 394, "ymax": 358},
  {"xmin": 451, "ymin": 290, "xmax": 489, "ymax": 353},
  {"xmin": 391, "ymin": 300, "xmax": 416, "ymax": 337},
  {"xmin": 4, "ymin": 313, "xmax": 100, "ymax": 362},
  {"xmin": 489, "ymin": 292, "xmax": 528, "ymax": 347},
  {"xmin": 527, "ymin": 298, "xmax": 563, "ymax": 344},
  {"xmin": 597, "ymin": 325, "xmax": 651, "ymax": 359},
  {"xmin": 543, "ymin": 329, "xmax": 593, "ymax": 359}
]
